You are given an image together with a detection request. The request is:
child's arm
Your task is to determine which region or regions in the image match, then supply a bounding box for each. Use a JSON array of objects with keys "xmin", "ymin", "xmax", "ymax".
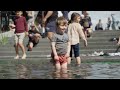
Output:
[
  {"xmin": 51, "ymin": 42, "xmax": 59, "ymax": 60},
  {"xmin": 9, "ymin": 19, "xmax": 16, "ymax": 30},
  {"xmin": 23, "ymin": 17, "xmax": 28, "ymax": 36},
  {"xmin": 77, "ymin": 23, "xmax": 87, "ymax": 47},
  {"xmin": 9, "ymin": 23, "xmax": 15, "ymax": 30},
  {"xmin": 65, "ymin": 41, "xmax": 71, "ymax": 58},
  {"xmin": 51, "ymin": 34, "xmax": 59, "ymax": 60},
  {"xmin": 42, "ymin": 11, "xmax": 53, "ymax": 23},
  {"xmin": 51, "ymin": 42, "xmax": 58, "ymax": 56}
]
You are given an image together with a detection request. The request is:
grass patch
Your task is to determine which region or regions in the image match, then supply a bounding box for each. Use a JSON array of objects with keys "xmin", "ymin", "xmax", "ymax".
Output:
[{"xmin": 0, "ymin": 33, "xmax": 9, "ymax": 46}]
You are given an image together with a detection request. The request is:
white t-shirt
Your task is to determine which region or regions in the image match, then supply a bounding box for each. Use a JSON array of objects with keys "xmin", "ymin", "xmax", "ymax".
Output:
[{"xmin": 58, "ymin": 11, "xmax": 63, "ymax": 17}]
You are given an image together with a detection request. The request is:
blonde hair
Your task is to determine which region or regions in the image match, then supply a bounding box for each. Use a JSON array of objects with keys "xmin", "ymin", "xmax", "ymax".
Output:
[{"xmin": 56, "ymin": 16, "xmax": 68, "ymax": 26}]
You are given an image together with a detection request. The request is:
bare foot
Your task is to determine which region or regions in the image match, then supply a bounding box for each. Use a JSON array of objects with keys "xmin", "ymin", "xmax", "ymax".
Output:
[
  {"xmin": 14, "ymin": 55, "xmax": 19, "ymax": 59},
  {"xmin": 21, "ymin": 54, "xmax": 27, "ymax": 59}
]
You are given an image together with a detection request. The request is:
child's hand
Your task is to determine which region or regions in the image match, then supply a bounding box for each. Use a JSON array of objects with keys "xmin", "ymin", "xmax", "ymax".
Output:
[
  {"xmin": 9, "ymin": 24, "xmax": 15, "ymax": 29},
  {"xmin": 25, "ymin": 32, "xmax": 28, "ymax": 36},
  {"xmin": 84, "ymin": 41, "xmax": 88, "ymax": 47},
  {"xmin": 54, "ymin": 55, "xmax": 59, "ymax": 61},
  {"xmin": 29, "ymin": 34, "xmax": 32, "ymax": 37},
  {"xmin": 65, "ymin": 53, "xmax": 69, "ymax": 58}
]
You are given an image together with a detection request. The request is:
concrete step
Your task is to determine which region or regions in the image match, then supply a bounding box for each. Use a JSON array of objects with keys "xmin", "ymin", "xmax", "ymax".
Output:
[
  {"xmin": 0, "ymin": 49, "xmax": 119, "ymax": 56},
  {"xmin": 0, "ymin": 56, "xmax": 120, "ymax": 63},
  {"xmin": 3, "ymin": 37, "xmax": 118, "ymax": 46},
  {"xmin": 0, "ymin": 44, "xmax": 118, "ymax": 51},
  {"xmin": 0, "ymin": 30, "xmax": 119, "ymax": 63},
  {"xmin": 93, "ymin": 30, "xmax": 120, "ymax": 34}
]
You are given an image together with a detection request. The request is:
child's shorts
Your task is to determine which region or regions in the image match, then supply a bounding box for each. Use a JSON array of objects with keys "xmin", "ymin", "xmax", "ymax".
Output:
[
  {"xmin": 70, "ymin": 43, "xmax": 80, "ymax": 57},
  {"xmin": 14, "ymin": 32, "xmax": 25, "ymax": 44},
  {"xmin": 51, "ymin": 53, "xmax": 67, "ymax": 65}
]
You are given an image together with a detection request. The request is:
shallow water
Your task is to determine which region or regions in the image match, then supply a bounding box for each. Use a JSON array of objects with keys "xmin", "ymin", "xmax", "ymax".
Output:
[{"xmin": 0, "ymin": 60, "xmax": 120, "ymax": 79}]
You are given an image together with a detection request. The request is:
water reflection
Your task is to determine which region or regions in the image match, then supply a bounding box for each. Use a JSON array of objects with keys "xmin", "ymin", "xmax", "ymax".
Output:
[
  {"xmin": 16, "ymin": 64, "xmax": 31, "ymax": 79},
  {"xmin": 52, "ymin": 70, "xmax": 72, "ymax": 79},
  {"xmin": 1, "ymin": 59, "xmax": 120, "ymax": 79}
]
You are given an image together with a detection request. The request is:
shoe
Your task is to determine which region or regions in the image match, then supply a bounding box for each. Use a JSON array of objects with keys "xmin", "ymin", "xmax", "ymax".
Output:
[
  {"xmin": 14, "ymin": 55, "xmax": 19, "ymax": 59},
  {"xmin": 21, "ymin": 54, "xmax": 26, "ymax": 59}
]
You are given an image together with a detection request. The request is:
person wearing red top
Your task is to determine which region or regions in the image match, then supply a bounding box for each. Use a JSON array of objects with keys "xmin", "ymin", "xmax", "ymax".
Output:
[{"xmin": 10, "ymin": 11, "xmax": 28, "ymax": 59}]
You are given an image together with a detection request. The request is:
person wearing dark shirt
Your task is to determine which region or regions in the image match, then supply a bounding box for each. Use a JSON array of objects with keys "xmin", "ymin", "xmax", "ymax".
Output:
[
  {"xmin": 81, "ymin": 11, "xmax": 92, "ymax": 38},
  {"xmin": 27, "ymin": 24, "xmax": 41, "ymax": 51},
  {"xmin": 42, "ymin": 11, "xmax": 58, "ymax": 41},
  {"xmin": 62, "ymin": 11, "xmax": 69, "ymax": 21},
  {"xmin": 9, "ymin": 11, "xmax": 28, "ymax": 59}
]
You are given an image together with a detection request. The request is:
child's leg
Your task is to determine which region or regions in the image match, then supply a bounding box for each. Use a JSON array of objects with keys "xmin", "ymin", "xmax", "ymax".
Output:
[
  {"xmin": 61, "ymin": 62, "xmax": 68, "ymax": 79},
  {"xmin": 55, "ymin": 63, "xmax": 61, "ymax": 73},
  {"xmin": 34, "ymin": 34, "xmax": 40, "ymax": 43},
  {"xmin": 18, "ymin": 33, "xmax": 26, "ymax": 59},
  {"xmin": 15, "ymin": 43, "xmax": 19, "ymax": 57},
  {"xmin": 29, "ymin": 42, "xmax": 34, "ymax": 49},
  {"xmin": 14, "ymin": 34, "xmax": 19, "ymax": 59},
  {"xmin": 61, "ymin": 62, "xmax": 68, "ymax": 73},
  {"xmin": 73, "ymin": 43, "xmax": 81, "ymax": 65},
  {"xmin": 34, "ymin": 33, "xmax": 40, "ymax": 38},
  {"xmin": 83, "ymin": 28, "xmax": 87, "ymax": 38},
  {"xmin": 28, "ymin": 42, "xmax": 34, "ymax": 51},
  {"xmin": 76, "ymin": 57, "xmax": 81, "ymax": 65},
  {"xmin": 87, "ymin": 29, "xmax": 90, "ymax": 37},
  {"xmin": 67, "ymin": 57, "xmax": 71, "ymax": 64},
  {"xmin": 67, "ymin": 45, "xmax": 72, "ymax": 64},
  {"xmin": 84, "ymin": 30, "xmax": 87, "ymax": 38}
]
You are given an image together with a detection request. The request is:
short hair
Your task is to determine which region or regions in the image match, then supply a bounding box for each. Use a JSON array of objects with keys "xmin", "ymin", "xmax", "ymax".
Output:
[
  {"xmin": 16, "ymin": 11, "xmax": 23, "ymax": 13},
  {"xmin": 56, "ymin": 16, "xmax": 68, "ymax": 26}
]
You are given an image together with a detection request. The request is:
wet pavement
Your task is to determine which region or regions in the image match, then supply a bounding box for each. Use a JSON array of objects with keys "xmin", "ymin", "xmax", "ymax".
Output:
[{"xmin": 0, "ymin": 59, "xmax": 120, "ymax": 79}]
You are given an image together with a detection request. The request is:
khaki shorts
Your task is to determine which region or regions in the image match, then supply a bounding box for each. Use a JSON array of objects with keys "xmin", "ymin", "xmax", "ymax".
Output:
[{"xmin": 14, "ymin": 33, "xmax": 25, "ymax": 44}]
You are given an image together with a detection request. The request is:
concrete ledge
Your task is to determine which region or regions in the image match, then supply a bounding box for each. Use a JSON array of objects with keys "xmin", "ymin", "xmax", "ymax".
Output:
[{"xmin": 0, "ymin": 55, "xmax": 120, "ymax": 62}]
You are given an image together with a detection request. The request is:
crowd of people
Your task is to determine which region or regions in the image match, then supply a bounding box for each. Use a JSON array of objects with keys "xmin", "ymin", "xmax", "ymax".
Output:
[
  {"xmin": 95, "ymin": 14, "xmax": 120, "ymax": 31},
  {"xmin": 3, "ymin": 11, "xmax": 120, "ymax": 74}
]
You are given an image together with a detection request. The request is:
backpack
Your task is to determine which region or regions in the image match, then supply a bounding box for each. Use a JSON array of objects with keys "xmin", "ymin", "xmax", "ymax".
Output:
[
  {"xmin": 83, "ymin": 21, "xmax": 89, "ymax": 28},
  {"xmin": 83, "ymin": 16, "xmax": 91, "ymax": 28}
]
